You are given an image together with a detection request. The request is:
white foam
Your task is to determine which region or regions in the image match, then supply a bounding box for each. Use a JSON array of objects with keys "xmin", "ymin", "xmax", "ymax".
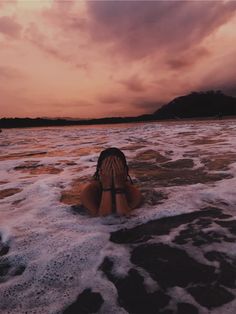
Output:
[{"xmin": 0, "ymin": 120, "xmax": 236, "ymax": 313}]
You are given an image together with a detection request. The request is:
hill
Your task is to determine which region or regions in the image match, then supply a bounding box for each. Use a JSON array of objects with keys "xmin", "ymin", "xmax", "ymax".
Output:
[
  {"xmin": 0, "ymin": 115, "xmax": 156, "ymax": 129},
  {"xmin": 1, "ymin": 91, "xmax": 236, "ymax": 129},
  {"xmin": 154, "ymin": 91, "xmax": 236, "ymax": 119}
]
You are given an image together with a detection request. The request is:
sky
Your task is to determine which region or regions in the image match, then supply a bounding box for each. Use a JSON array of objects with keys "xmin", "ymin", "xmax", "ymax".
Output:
[{"xmin": 0, "ymin": 0, "xmax": 236, "ymax": 119}]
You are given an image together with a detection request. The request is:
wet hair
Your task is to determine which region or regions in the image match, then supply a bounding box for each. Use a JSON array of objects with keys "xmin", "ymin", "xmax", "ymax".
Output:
[{"xmin": 93, "ymin": 147, "xmax": 133, "ymax": 184}]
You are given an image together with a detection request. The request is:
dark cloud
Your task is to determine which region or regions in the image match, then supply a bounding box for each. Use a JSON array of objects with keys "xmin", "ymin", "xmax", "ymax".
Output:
[
  {"xmin": 0, "ymin": 16, "xmax": 22, "ymax": 39},
  {"xmin": 195, "ymin": 50, "xmax": 236, "ymax": 97},
  {"xmin": 199, "ymin": 81, "xmax": 236, "ymax": 98},
  {"xmin": 98, "ymin": 94, "xmax": 123, "ymax": 104},
  {"xmin": 87, "ymin": 1, "xmax": 236, "ymax": 59},
  {"xmin": 166, "ymin": 47, "xmax": 210, "ymax": 70},
  {"xmin": 223, "ymin": 85, "xmax": 236, "ymax": 97},
  {"xmin": 166, "ymin": 58, "xmax": 192, "ymax": 70},
  {"xmin": 119, "ymin": 75, "xmax": 147, "ymax": 92},
  {"xmin": 131, "ymin": 97, "xmax": 164, "ymax": 113}
]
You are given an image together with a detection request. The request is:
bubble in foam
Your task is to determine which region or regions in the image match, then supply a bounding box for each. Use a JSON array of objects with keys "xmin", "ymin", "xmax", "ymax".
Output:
[{"xmin": 0, "ymin": 227, "xmax": 11, "ymax": 244}]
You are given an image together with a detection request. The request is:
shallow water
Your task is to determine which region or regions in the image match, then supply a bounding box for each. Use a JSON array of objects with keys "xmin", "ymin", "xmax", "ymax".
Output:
[{"xmin": 0, "ymin": 120, "xmax": 236, "ymax": 314}]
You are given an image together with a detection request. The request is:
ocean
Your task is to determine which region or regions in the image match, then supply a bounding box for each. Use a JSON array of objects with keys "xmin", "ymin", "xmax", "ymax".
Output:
[{"xmin": 0, "ymin": 120, "xmax": 236, "ymax": 314}]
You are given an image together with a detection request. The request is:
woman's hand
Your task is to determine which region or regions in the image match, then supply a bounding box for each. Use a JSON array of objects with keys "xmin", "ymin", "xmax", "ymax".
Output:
[
  {"xmin": 112, "ymin": 156, "xmax": 127, "ymax": 188},
  {"xmin": 99, "ymin": 157, "xmax": 113, "ymax": 189}
]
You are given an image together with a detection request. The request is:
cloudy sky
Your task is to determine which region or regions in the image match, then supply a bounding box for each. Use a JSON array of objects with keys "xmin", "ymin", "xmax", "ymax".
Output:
[{"xmin": 1, "ymin": 0, "xmax": 236, "ymax": 118}]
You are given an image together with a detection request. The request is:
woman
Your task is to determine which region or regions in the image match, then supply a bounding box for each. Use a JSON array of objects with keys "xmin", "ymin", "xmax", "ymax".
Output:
[{"xmin": 81, "ymin": 147, "xmax": 142, "ymax": 216}]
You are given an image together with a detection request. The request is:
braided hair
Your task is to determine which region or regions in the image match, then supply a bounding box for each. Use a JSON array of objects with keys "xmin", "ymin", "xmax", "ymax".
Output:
[{"xmin": 93, "ymin": 147, "xmax": 133, "ymax": 184}]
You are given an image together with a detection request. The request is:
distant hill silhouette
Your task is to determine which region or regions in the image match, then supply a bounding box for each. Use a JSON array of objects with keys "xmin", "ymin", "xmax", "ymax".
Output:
[
  {"xmin": 1, "ymin": 91, "xmax": 236, "ymax": 129},
  {"xmin": 0, "ymin": 115, "xmax": 156, "ymax": 129},
  {"xmin": 154, "ymin": 90, "xmax": 236, "ymax": 119}
]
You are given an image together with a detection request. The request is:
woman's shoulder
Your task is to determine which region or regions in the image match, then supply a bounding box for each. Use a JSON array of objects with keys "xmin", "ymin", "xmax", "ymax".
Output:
[
  {"xmin": 125, "ymin": 181, "xmax": 135, "ymax": 188},
  {"xmin": 81, "ymin": 180, "xmax": 100, "ymax": 192},
  {"xmin": 89, "ymin": 180, "xmax": 101, "ymax": 189}
]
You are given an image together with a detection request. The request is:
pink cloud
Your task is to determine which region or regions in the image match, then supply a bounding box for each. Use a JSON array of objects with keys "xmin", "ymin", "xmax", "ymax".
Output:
[
  {"xmin": 0, "ymin": 0, "xmax": 17, "ymax": 9},
  {"xmin": 24, "ymin": 22, "xmax": 85, "ymax": 68},
  {"xmin": 0, "ymin": 16, "xmax": 22, "ymax": 38},
  {"xmin": 0, "ymin": 65, "xmax": 24, "ymax": 79},
  {"xmin": 41, "ymin": 0, "xmax": 87, "ymax": 33},
  {"xmin": 24, "ymin": 23, "xmax": 68, "ymax": 61},
  {"xmin": 1, "ymin": 0, "xmax": 236, "ymax": 118}
]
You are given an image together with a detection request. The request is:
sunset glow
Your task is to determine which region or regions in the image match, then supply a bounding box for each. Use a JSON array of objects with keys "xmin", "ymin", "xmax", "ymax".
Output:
[{"xmin": 1, "ymin": 0, "xmax": 236, "ymax": 118}]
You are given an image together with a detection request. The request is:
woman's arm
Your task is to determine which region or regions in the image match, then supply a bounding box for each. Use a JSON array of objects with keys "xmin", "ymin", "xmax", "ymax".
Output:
[
  {"xmin": 126, "ymin": 184, "xmax": 143, "ymax": 209},
  {"xmin": 80, "ymin": 182, "xmax": 100, "ymax": 216},
  {"xmin": 98, "ymin": 157, "xmax": 113, "ymax": 216},
  {"xmin": 115, "ymin": 192, "xmax": 131, "ymax": 216},
  {"xmin": 112, "ymin": 157, "xmax": 131, "ymax": 216},
  {"xmin": 98, "ymin": 190, "xmax": 113, "ymax": 216}
]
